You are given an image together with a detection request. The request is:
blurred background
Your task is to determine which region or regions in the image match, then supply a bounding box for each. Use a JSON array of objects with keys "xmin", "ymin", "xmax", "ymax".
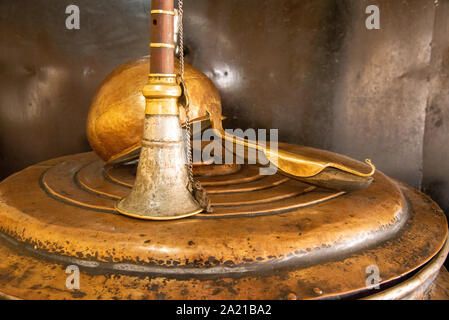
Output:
[{"xmin": 0, "ymin": 0, "xmax": 448, "ymax": 218}]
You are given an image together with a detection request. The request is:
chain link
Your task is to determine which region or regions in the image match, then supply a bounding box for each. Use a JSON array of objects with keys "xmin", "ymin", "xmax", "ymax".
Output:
[
  {"xmin": 177, "ymin": 0, "xmax": 194, "ymax": 190},
  {"xmin": 177, "ymin": 0, "xmax": 212, "ymax": 212}
]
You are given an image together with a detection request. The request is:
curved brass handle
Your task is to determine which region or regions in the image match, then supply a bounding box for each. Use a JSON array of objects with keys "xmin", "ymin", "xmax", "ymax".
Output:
[
  {"xmin": 332, "ymin": 159, "xmax": 375, "ymax": 177},
  {"xmin": 214, "ymin": 129, "xmax": 376, "ymax": 179}
]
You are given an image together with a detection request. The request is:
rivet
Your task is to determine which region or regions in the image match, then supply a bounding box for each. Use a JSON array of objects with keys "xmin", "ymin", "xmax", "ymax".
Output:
[
  {"xmin": 313, "ymin": 287, "xmax": 323, "ymax": 296},
  {"xmin": 287, "ymin": 293, "xmax": 297, "ymax": 300}
]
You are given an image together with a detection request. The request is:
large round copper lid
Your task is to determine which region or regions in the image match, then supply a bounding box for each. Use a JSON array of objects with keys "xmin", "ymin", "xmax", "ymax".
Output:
[{"xmin": 0, "ymin": 148, "xmax": 446, "ymax": 300}]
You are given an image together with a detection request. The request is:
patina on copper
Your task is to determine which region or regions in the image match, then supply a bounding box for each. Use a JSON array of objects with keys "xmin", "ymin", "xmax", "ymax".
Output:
[
  {"xmin": 0, "ymin": 151, "xmax": 447, "ymax": 299},
  {"xmin": 0, "ymin": 0, "xmax": 447, "ymax": 301}
]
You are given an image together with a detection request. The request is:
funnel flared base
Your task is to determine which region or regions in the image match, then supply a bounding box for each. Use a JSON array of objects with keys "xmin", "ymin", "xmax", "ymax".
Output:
[{"xmin": 115, "ymin": 201, "xmax": 203, "ymax": 220}]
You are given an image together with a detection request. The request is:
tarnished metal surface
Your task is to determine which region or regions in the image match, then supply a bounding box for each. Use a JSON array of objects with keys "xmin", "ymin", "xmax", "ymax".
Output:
[
  {"xmin": 0, "ymin": 0, "xmax": 448, "ymax": 299},
  {"xmin": 422, "ymin": 0, "xmax": 449, "ymax": 219},
  {"xmin": 1, "ymin": 1, "xmax": 449, "ymax": 214},
  {"xmin": 182, "ymin": 0, "xmax": 449, "ymax": 213},
  {"xmin": 116, "ymin": 115, "xmax": 202, "ymax": 219},
  {"xmin": 0, "ymin": 152, "xmax": 446, "ymax": 299},
  {"xmin": 216, "ymin": 131, "xmax": 376, "ymax": 191},
  {"xmin": 40, "ymin": 153, "xmax": 341, "ymax": 217},
  {"xmin": 426, "ymin": 267, "xmax": 449, "ymax": 300},
  {"xmin": 365, "ymin": 239, "xmax": 449, "ymax": 300},
  {"xmin": 0, "ymin": 0, "xmax": 150, "ymax": 179}
]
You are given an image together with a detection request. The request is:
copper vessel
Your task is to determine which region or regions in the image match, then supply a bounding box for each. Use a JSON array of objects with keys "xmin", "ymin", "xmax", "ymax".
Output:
[
  {"xmin": 86, "ymin": 57, "xmax": 222, "ymax": 164},
  {"xmin": 0, "ymin": 149, "xmax": 447, "ymax": 299},
  {"xmin": 0, "ymin": 0, "xmax": 447, "ymax": 300}
]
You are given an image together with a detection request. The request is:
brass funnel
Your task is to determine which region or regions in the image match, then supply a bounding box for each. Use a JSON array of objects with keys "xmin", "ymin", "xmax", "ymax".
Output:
[
  {"xmin": 116, "ymin": 74, "xmax": 202, "ymax": 220},
  {"xmin": 116, "ymin": 1, "xmax": 202, "ymax": 220}
]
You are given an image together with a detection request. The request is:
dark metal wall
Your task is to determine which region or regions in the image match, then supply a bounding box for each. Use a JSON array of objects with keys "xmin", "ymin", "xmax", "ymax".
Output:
[{"xmin": 0, "ymin": 0, "xmax": 448, "ymax": 214}]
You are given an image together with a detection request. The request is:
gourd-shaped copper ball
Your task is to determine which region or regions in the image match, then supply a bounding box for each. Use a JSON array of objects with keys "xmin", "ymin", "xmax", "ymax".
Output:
[{"xmin": 86, "ymin": 56, "xmax": 222, "ymax": 162}]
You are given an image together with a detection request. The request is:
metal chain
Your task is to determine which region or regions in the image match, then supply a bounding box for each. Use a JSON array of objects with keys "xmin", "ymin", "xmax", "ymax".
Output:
[
  {"xmin": 178, "ymin": 0, "xmax": 185, "ymax": 78},
  {"xmin": 177, "ymin": 0, "xmax": 194, "ymax": 190}
]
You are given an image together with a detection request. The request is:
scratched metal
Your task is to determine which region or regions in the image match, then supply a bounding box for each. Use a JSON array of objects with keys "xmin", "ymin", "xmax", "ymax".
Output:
[
  {"xmin": 0, "ymin": 152, "xmax": 447, "ymax": 299},
  {"xmin": 1, "ymin": 1, "xmax": 449, "ymax": 216}
]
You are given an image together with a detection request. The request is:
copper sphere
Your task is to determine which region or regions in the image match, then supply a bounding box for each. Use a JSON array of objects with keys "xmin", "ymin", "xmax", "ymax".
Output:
[{"xmin": 86, "ymin": 56, "xmax": 222, "ymax": 162}]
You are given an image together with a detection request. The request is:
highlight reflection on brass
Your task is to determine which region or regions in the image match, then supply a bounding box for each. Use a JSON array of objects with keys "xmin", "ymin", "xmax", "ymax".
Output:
[
  {"xmin": 217, "ymin": 128, "xmax": 375, "ymax": 177},
  {"xmin": 150, "ymin": 9, "xmax": 175, "ymax": 15},
  {"xmin": 150, "ymin": 43, "xmax": 176, "ymax": 49},
  {"xmin": 212, "ymin": 127, "xmax": 376, "ymax": 191}
]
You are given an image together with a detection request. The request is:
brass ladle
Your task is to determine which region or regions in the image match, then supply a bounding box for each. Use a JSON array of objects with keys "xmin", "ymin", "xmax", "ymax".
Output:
[
  {"xmin": 213, "ymin": 127, "xmax": 375, "ymax": 191},
  {"xmin": 106, "ymin": 87, "xmax": 376, "ymax": 192}
]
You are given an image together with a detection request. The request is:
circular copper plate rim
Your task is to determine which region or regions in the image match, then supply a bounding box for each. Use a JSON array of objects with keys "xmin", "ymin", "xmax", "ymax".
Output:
[
  {"xmin": 364, "ymin": 237, "xmax": 449, "ymax": 300},
  {"xmin": 0, "ymin": 224, "xmax": 446, "ymax": 300},
  {"xmin": 28, "ymin": 154, "xmax": 408, "ymax": 273},
  {"xmin": 0, "ymin": 239, "xmax": 447, "ymax": 300},
  {"xmin": 0, "ymin": 153, "xmax": 447, "ymax": 299}
]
